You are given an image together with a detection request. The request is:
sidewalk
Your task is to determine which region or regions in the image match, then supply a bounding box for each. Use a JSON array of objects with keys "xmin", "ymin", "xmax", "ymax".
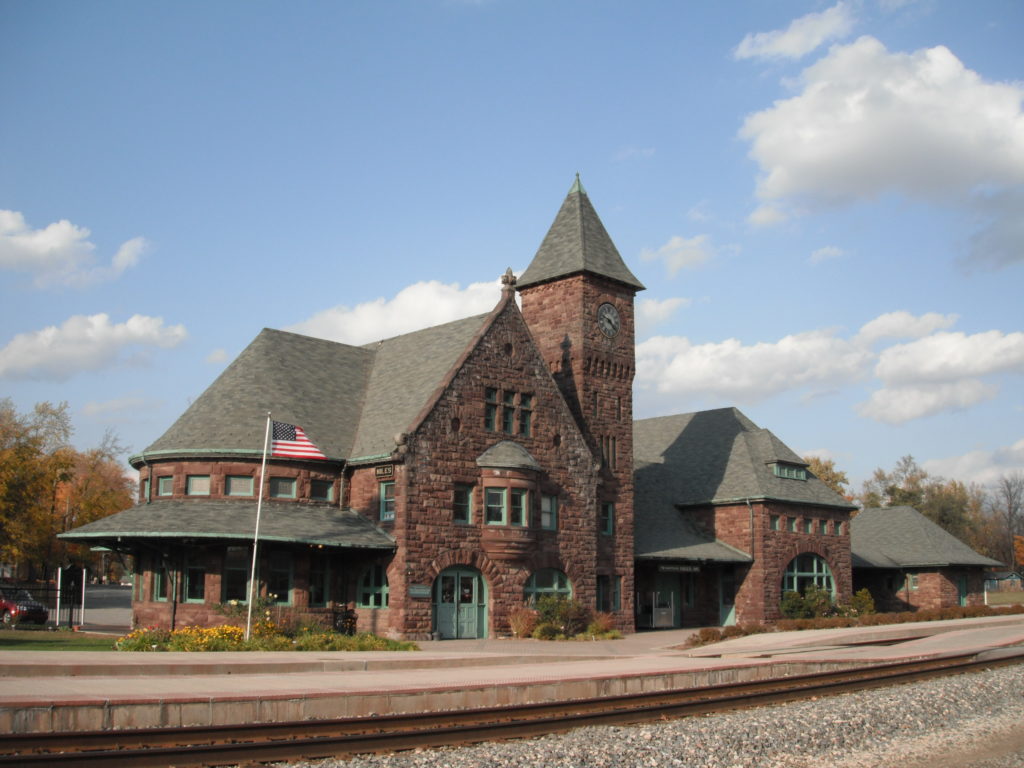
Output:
[{"xmin": 2, "ymin": 616, "xmax": 1022, "ymax": 734}]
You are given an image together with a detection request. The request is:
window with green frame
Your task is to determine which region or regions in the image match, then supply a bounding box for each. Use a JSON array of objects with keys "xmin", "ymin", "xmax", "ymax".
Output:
[
  {"xmin": 787, "ymin": 516, "xmax": 797, "ymax": 533},
  {"xmin": 157, "ymin": 476, "xmax": 174, "ymax": 496},
  {"xmin": 267, "ymin": 551, "xmax": 292, "ymax": 604},
  {"xmin": 222, "ymin": 546, "xmax": 250, "ymax": 602},
  {"xmin": 524, "ymin": 568, "xmax": 572, "ymax": 603},
  {"xmin": 186, "ymin": 475, "xmax": 210, "ymax": 495},
  {"xmin": 309, "ymin": 550, "xmax": 330, "ymax": 607},
  {"xmin": 518, "ymin": 394, "xmax": 533, "ymax": 436},
  {"xmin": 782, "ymin": 553, "xmax": 835, "ymax": 597},
  {"xmin": 596, "ymin": 574, "xmax": 621, "ymax": 612},
  {"xmin": 184, "ymin": 558, "xmax": 205, "ymax": 603},
  {"xmin": 484, "ymin": 387, "xmax": 498, "ymax": 431},
  {"xmin": 509, "ymin": 488, "xmax": 529, "ymax": 527},
  {"xmin": 772, "ymin": 462, "xmax": 807, "ymax": 480},
  {"xmin": 153, "ymin": 564, "xmax": 170, "ymax": 602},
  {"xmin": 141, "ymin": 477, "xmax": 150, "ymax": 501},
  {"xmin": 379, "ymin": 482, "xmax": 395, "ymax": 521},
  {"xmin": 269, "ymin": 477, "xmax": 296, "ymax": 499},
  {"xmin": 599, "ymin": 502, "xmax": 615, "ymax": 535},
  {"xmin": 539, "ymin": 494, "xmax": 558, "ymax": 530},
  {"xmin": 501, "ymin": 391, "xmax": 516, "ymax": 433},
  {"xmin": 225, "ymin": 475, "xmax": 254, "ymax": 496},
  {"xmin": 310, "ymin": 479, "xmax": 333, "ymax": 502},
  {"xmin": 484, "ymin": 487, "xmax": 506, "ymax": 525},
  {"xmin": 453, "ymin": 484, "xmax": 473, "ymax": 524},
  {"xmin": 769, "ymin": 515, "xmax": 780, "ymax": 531},
  {"xmin": 357, "ymin": 564, "xmax": 389, "ymax": 608},
  {"xmin": 907, "ymin": 573, "xmax": 919, "ymax": 591}
]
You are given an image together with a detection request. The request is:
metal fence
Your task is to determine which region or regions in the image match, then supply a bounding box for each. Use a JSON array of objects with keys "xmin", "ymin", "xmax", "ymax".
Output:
[{"xmin": 1, "ymin": 568, "xmax": 85, "ymax": 627}]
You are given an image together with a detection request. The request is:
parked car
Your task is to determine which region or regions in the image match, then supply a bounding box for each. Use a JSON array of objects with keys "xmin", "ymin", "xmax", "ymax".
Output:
[{"xmin": 0, "ymin": 587, "xmax": 49, "ymax": 626}]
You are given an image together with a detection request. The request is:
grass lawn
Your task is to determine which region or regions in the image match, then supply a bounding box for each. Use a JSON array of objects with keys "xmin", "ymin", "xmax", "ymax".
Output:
[{"xmin": 0, "ymin": 628, "xmax": 117, "ymax": 651}]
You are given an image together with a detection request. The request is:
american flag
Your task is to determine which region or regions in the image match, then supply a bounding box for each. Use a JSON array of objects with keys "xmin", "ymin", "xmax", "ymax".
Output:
[{"xmin": 271, "ymin": 421, "xmax": 327, "ymax": 460}]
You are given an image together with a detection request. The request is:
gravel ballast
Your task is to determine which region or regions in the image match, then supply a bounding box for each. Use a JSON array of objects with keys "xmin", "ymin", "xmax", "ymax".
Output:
[{"xmin": 283, "ymin": 663, "xmax": 1024, "ymax": 768}]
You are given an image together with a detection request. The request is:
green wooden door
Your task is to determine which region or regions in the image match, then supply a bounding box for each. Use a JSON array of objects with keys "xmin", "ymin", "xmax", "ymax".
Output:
[{"xmin": 434, "ymin": 568, "xmax": 486, "ymax": 639}]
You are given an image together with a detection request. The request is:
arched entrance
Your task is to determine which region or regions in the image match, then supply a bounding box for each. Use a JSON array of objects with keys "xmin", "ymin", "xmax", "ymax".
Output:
[{"xmin": 433, "ymin": 567, "xmax": 487, "ymax": 639}]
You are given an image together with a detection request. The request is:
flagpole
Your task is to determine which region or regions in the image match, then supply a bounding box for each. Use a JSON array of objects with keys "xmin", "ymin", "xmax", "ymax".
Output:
[{"xmin": 246, "ymin": 412, "xmax": 272, "ymax": 641}]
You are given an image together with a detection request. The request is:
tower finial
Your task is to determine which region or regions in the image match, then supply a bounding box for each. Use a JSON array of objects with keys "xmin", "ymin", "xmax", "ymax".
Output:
[
  {"xmin": 501, "ymin": 267, "xmax": 517, "ymax": 294},
  {"xmin": 570, "ymin": 173, "xmax": 586, "ymax": 195}
]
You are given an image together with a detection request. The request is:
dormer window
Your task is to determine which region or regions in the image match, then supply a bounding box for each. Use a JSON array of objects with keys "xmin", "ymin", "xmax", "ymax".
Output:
[{"xmin": 772, "ymin": 462, "xmax": 807, "ymax": 481}]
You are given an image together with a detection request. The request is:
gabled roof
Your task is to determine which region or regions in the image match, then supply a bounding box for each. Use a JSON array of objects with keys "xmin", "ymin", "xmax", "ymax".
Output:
[
  {"xmin": 851, "ymin": 506, "xmax": 1002, "ymax": 569},
  {"xmin": 57, "ymin": 500, "xmax": 395, "ymax": 551},
  {"xmin": 516, "ymin": 176, "xmax": 645, "ymax": 291},
  {"xmin": 138, "ymin": 329, "xmax": 374, "ymax": 462},
  {"xmin": 350, "ymin": 312, "xmax": 491, "ymax": 460},
  {"xmin": 633, "ymin": 407, "xmax": 855, "ymax": 510},
  {"xmin": 134, "ymin": 312, "xmax": 493, "ymax": 466}
]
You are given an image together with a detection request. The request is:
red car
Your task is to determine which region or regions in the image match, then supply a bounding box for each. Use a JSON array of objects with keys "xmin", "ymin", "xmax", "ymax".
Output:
[{"xmin": 0, "ymin": 587, "xmax": 49, "ymax": 626}]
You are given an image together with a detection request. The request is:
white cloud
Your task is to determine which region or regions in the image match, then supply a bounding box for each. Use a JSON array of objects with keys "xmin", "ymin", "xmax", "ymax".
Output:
[
  {"xmin": 748, "ymin": 204, "xmax": 789, "ymax": 227},
  {"xmin": 636, "ymin": 297, "xmax": 690, "ymax": 337},
  {"xmin": 288, "ymin": 278, "xmax": 503, "ymax": 345},
  {"xmin": 636, "ymin": 329, "xmax": 870, "ymax": 402},
  {"xmin": 808, "ymin": 245, "xmax": 844, "ymax": 264},
  {"xmin": 873, "ymin": 330, "xmax": 1024, "ymax": 385},
  {"xmin": 855, "ymin": 328, "xmax": 1024, "ymax": 424},
  {"xmin": 635, "ymin": 309, "xmax": 1020, "ymax": 425},
  {"xmin": 640, "ymin": 234, "xmax": 713, "ymax": 276},
  {"xmin": 923, "ymin": 438, "xmax": 1024, "ymax": 487},
  {"xmin": 0, "ymin": 211, "xmax": 147, "ymax": 287},
  {"xmin": 734, "ymin": 2, "xmax": 855, "ymax": 61},
  {"xmin": 205, "ymin": 348, "xmax": 228, "ymax": 364},
  {"xmin": 739, "ymin": 36, "xmax": 1024, "ymax": 265},
  {"xmin": 0, "ymin": 314, "xmax": 187, "ymax": 381},
  {"xmin": 857, "ymin": 379, "xmax": 997, "ymax": 423},
  {"xmin": 82, "ymin": 395, "xmax": 153, "ymax": 418},
  {"xmin": 856, "ymin": 310, "xmax": 959, "ymax": 344}
]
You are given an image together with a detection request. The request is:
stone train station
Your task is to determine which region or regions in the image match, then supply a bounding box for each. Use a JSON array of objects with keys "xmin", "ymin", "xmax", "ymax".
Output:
[{"xmin": 61, "ymin": 179, "xmax": 998, "ymax": 639}]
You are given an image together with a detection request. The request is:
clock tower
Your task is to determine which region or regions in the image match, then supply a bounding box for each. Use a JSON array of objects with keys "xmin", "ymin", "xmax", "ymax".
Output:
[{"xmin": 517, "ymin": 176, "xmax": 644, "ymax": 624}]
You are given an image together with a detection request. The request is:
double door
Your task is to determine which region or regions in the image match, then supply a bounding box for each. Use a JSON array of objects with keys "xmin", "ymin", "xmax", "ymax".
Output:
[{"xmin": 434, "ymin": 568, "xmax": 486, "ymax": 639}]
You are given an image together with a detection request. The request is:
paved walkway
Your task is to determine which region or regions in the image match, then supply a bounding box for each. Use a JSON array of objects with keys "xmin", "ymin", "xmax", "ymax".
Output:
[{"xmin": 2, "ymin": 615, "xmax": 1022, "ymax": 734}]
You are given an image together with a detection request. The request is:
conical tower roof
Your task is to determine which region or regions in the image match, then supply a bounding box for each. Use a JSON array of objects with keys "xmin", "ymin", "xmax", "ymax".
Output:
[{"xmin": 517, "ymin": 176, "xmax": 645, "ymax": 291}]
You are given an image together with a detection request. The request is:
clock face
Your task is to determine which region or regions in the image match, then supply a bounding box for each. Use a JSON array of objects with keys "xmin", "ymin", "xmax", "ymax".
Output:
[{"xmin": 597, "ymin": 302, "xmax": 621, "ymax": 338}]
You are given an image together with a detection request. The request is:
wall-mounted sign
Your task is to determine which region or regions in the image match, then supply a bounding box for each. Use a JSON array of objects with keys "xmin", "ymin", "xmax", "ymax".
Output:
[
  {"xmin": 658, "ymin": 564, "xmax": 700, "ymax": 573},
  {"xmin": 408, "ymin": 584, "xmax": 432, "ymax": 598},
  {"xmin": 374, "ymin": 465, "xmax": 394, "ymax": 479}
]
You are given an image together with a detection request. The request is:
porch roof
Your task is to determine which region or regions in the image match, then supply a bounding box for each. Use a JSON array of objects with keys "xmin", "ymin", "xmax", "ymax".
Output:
[{"xmin": 57, "ymin": 499, "xmax": 396, "ymax": 551}]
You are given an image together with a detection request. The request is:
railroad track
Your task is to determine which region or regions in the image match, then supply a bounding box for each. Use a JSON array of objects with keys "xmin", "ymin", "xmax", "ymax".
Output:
[{"xmin": 2, "ymin": 651, "xmax": 1022, "ymax": 767}]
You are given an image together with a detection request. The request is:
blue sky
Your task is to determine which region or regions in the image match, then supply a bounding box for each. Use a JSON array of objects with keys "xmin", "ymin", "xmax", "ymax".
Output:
[{"xmin": 1, "ymin": 0, "xmax": 1022, "ymax": 492}]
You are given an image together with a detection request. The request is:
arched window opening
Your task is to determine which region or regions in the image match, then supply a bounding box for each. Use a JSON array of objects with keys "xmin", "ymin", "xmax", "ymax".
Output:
[
  {"xmin": 524, "ymin": 569, "xmax": 572, "ymax": 603},
  {"xmin": 782, "ymin": 553, "xmax": 835, "ymax": 597}
]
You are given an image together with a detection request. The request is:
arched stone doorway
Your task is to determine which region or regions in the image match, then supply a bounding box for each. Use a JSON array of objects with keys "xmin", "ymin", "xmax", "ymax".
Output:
[{"xmin": 433, "ymin": 566, "xmax": 487, "ymax": 639}]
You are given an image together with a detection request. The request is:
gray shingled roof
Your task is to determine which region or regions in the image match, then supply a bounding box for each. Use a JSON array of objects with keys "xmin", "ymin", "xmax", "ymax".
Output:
[
  {"xmin": 58, "ymin": 500, "xmax": 395, "ymax": 550},
  {"xmin": 633, "ymin": 407, "xmax": 852, "ymax": 562},
  {"xmin": 350, "ymin": 312, "xmax": 490, "ymax": 459},
  {"xmin": 634, "ymin": 408, "xmax": 855, "ymax": 509},
  {"xmin": 517, "ymin": 176, "xmax": 645, "ymax": 291},
  {"xmin": 137, "ymin": 329, "xmax": 373, "ymax": 463},
  {"xmin": 476, "ymin": 440, "xmax": 541, "ymax": 471},
  {"xmin": 134, "ymin": 312, "xmax": 492, "ymax": 466},
  {"xmin": 851, "ymin": 506, "xmax": 1002, "ymax": 569}
]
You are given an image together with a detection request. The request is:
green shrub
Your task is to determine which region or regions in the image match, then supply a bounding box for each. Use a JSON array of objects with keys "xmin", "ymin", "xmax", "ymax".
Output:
[
  {"xmin": 532, "ymin": 622, "xmax": 560, "ymax": 640},
  {"xmin": 534, "ymin": 596, "xmax": 592, "ymax": 637},
  {"xmin": 848, "ymin": 588, "xmax": 876, "ymax": 616},
  {"xmin": 780, "ymin": 591, "xmax": 808, "ymax": 619}
]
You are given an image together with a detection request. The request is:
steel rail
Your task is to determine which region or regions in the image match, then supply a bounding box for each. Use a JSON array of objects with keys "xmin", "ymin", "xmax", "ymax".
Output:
[{"xmin": 2, "ymin": 652, "xmax": 1021, "ymax": 768}]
